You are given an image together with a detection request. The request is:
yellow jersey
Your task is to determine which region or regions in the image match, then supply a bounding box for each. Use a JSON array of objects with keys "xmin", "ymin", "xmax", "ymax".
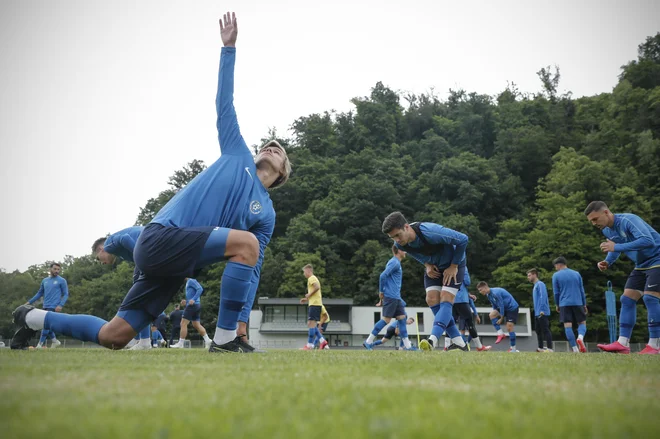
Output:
[
  {"xmin": 320, "ymin": 305, "xmax": 330, "ymax": 323},
  {"xmin": 307, "ymin": 275, "xmax": 322, "ymax": 306}
]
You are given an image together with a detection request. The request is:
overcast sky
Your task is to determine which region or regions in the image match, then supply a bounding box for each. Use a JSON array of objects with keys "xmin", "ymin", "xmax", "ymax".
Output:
[{"xmin": 1, "ymin": 0, "xmax": 658, "ymax": 272}]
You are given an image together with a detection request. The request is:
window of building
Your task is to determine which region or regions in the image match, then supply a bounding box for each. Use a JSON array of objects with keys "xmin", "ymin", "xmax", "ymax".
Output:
[
  {"xmin": 416, "ymin": 312, "xmax": 424, "ymax": 332},
  {"xmin": 374, "ymin": 311, "xmax": 381, "ymax": 324}
]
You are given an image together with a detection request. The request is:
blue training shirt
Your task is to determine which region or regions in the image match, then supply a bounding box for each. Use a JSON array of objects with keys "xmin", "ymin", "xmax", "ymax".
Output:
[
  {"xmin": 104, "ymin": 226, "xmax": 144, "ymax": 263},
  {"xmin": 487, "ymin": 287, "xmax": 518, "ymax": 316},
  {"xmin": 379, "ymin": 256, "xmax": 403, "ymax": 299},
  {"xmin": 395, "ymin": 223, "xmax": 468, "ymax": 270},
  {"xmin": 601, "ymin": 213, "xmax": 660, "ymax": 269},
  {"xmin": 532, "ymin": 280, "xmax": 551, "ymax": 316},
  {"xmin": 454, "ymin": 268, "xmax": 472, "ymax": 304},
  {"xmin": 185, "ymin": 278, "xmax": 204, "ymax": 305},
  {"xmin": 552, "ymin": 268, "xmax": 586, "ymax": 307},
  {"xmin": 469, "ymin": 297, "xmax": 477, "ymax": 315},
  {"xmin": 28, "ymin": 275, "xmax": 69, "ymax": 309},
  {"xmin": 151, "ymin": 47, "xmax": 275, "ymax": 287}
]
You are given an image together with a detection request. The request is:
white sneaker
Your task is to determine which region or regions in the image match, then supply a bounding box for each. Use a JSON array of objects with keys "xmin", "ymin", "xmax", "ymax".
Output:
[
  {"xmin": 170, "ymin": 343, "xmax": 183, "ymax": 348},
  {"xmin": 536, "ymin": 348, "xmax": 545, "ymax": 352},
  {"xmin": 129, "ymin": 343, "xmax": 151, "ymax": 350},
  {"xmin": 508, "ymin": 348, "xmax": 520, "ymax": 353},
  {"xmin": 124, "ymin": 339, "xmax": 138, "ymax": 349},
  {"xmin": 204, "ymin": 340, "xmax": 212, "ymax": 350},
  {"xmin": 51, "ymin": 339, "xmax": 62, "ymax": 348},
  {"xmin": 544, "ymin": 348, "xmax": 554, "ymax": 352}
]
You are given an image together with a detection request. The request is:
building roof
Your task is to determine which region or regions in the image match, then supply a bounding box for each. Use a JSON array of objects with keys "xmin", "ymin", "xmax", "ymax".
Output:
[{"xmin": 257, "ymin": 297, "xmax": 354, "ymax": 305}]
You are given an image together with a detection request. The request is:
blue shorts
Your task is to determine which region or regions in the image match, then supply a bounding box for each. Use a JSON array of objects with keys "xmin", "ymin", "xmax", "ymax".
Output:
[
  {"xmin": 504, "ymin": 308, "xmax": 519, "ymax": 324},
  {"xmin": 382, "ymin": 298, "xmax": 406, "ymax": 318},
  {"xmin": 183, "ymin": 303, "xmax": 201, "ymax": 322},
  {"xmin": 320, "ymin": 322, "xmax": 329, "ymax": 332},
  {"xmin": 559, "ymin": 305, "xmax": 586, "ymax": 324},
  {"xmin": 625, "ymin": 267, "xmax": 660, "ymax": 293},
  {"xmin": 423, "ymin": 264, "xmax": 465, "ymax": 294},
  {"xmin": 308, "ymin": 305, "xmax": 322, "ymax": 321}
]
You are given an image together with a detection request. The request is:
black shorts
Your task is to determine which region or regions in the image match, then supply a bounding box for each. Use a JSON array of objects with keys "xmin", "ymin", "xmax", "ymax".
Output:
[
  {"xmin": 382, "ymin": 298, "xmax": 406, "ymax": 318},
  {"xmin": 624, "ymin": 267, "xmax": 660, "ymax": 293},
  {"xmin": 504, "ymin": 308, "xmax": 519, "ymax": 324},
  {"xmin": 308, "ymin": 305, "xmax": 322, "ymax": 321},
  {"xmin": 453, "ymin": 302, "xmax": 473, "ymax": 329},
  {"xmin": 385, "ymin": 325, "xmax": 397, "ymax": 339},
  {"xmin": 183, "ymin": 303, "xmax": 201, "ymax": 322},
  {"xmin": 320, "ymin": 322, "xmax": 329, "ymax": 332},
  {"xmin": 560, "ymin": 305, "xmax": 586, "ymax": 324},
  {"xmin": 423, "ymin": 264, "xmax": 465, "ymax": 293}
]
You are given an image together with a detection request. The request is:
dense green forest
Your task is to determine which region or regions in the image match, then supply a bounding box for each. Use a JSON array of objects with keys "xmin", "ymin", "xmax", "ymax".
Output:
[{"xmin": 2, "ymin": 34, "xmax": 659, "ymax": 342}]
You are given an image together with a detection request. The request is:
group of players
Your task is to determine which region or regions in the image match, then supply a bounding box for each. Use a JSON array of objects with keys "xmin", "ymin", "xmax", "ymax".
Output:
[{"xmin": 9, "ymin": 13, "xmax": 660, "ymax": 355}]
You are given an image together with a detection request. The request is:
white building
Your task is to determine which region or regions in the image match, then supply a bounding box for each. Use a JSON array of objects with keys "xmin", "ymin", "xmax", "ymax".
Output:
[{"xmin": 248, "ymin": 298, "xmax": 534, "ymax": 350}]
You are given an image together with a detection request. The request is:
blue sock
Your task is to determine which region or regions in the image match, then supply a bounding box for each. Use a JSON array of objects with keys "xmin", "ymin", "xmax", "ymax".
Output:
[
  {"xmin": 398, "ymin": 319, "xmax": 408, "ymax": 339},
  {"xmin": 432, "ymin": 303, "xmax": 460, "ymax": 339},
  {"xmin": 216, "ymin": 262, "xmax": 254, "ymax": 331},
  {"xmin": 315, "ymin": 327, "xmax": 323, "ymax": 341},
  {"xmin": 308, "ymin": 328, "xmax": 315, "ymax": 344},
  {"xmin": 400, "ymin": 340, "xmax": 404, "ymax": 348},
  {"xmin": 619, "ymin": 296, "xmax": 637, "ymax": 338},
  {"xmin": 510, "ymin": 332, "xmax": 516, "ymax": 347},
  {"xmin": 138, "ymin": 325, "xmax": 150, "ymax": 339},
  {"xmin": 564, "ymin": 327, "xmax": 577, "ymax": 347},
  {"xmin": 39, "ymin": 330, "xmax": 49, "ymax": 344},
  {"xmin": 430, "ymin": 304, "xmax": 441, "ymax": 316},
  {"xmin": 44, "ymin": 312, "xmax": 107, "ymax": 344},
  {"xmin": 491, "ymin": 316, "xmax": 501, "ymax": 331},
  {"xmin": 373, "ymin": 340, "xmax": 383, "ymax": 346},
  {"xmin": 578, "ymin": 323, "xmax": 587, "ymax": 338},
  {"xmin": 643, "ymin": 295, "xmax": 660, "ymax": 338},
  {"xmin": 371, "ymin": 319, "xmax": 387, "ymax": 336},
  {"xmin": 462, "ymin": 334, "xmax": 468, "ymax": 342}
]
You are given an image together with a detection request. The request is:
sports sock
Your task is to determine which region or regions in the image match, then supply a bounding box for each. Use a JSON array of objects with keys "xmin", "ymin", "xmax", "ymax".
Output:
[
  {"xmin": 509, "ymin": 331, "xmax": 516, "ymax": 347},
  {"xmin": 307, "ymin": 327, "xmax": 315, "ymax": 344},
  {"xmin": 577, "ymin": 323, "xmax": 587, "ymax": 340},
  {"xmin": 564, "ymin": 327, "xmax": 576, "ymax": 347},
  {"xmin": 617, "ymin": 336, "xmax": 630, "ymax": 347},
  {"xmin": 214, "ymin": 262, "xmax": 253, "ymax": 345},
  {"xmin": 491, "ymin": 316, "xmax": 501, "ymax": 332},
  {"xmin": 431, "ymin": 302, "xmax": 455, "ymax": 340},
  {"xmin": 203, "ymin": 334, "xmax": 211, "ymax": 343},
  {"xmin": 429, "ymin": 335, "xmax": 438, "ymax": 346},
  {"xmin": 138, "ymin": 325, "xmax": 150, "ymax": 340},
  {"xmin": 444, "ymin": 337, "xmax": 451, "ymax": 348},
  {"xmin": 402, "ymin": 337, "xmax": 412, "ymax": 349},
  {"xmin": 643, "ymin": 295, "xmax": 660, "ymax": 344},
  {"xmin": 138, "ymin": 338, "xmax": 151, "ymax": 348},
  {"xmin": 619, "ymin": 296, "xmax": 637, "ymax": 339},
  {"xmin": 373, "ymin": 340, "xmax": 383, "ymax": 346},
  {"xmin": 648, "ymin": 338, "xmax": 660, "ymax": 349},
  {"xmin": 25, "ymin": 308, "xmax": 48, "ymax": 330},
  {"xmin": 430, "ymin": 304, "xmax": 440, "ymax": 316},
  {"xmin": 473, "ymin": 337, "xmax": 483, "ymax": 349},
  {"xmin": 44, "ymin": 312, "xmax": 107, "ymax": 344}
]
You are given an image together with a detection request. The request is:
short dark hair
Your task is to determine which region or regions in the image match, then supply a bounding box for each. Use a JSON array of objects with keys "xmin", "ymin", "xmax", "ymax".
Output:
[
  {"xmin": 92, "ymin": 237, "xmax": 106, "ymax": 253},
  {"xmin": 50, "ymin": 263, "xmax": 61, "ymax": 269},
  {"xmin": 527, "ymin": 268, "xmax": 538, "ymax": 276},
  {"xmin": 584, "ymin": 201, "xmax": 608, "ymax": 216},
  {"xmin": 382, "ymin": 211, "xmax": 408, "ymax": 234},
  {"xmin": 553, "ymin": 256, "xmax": 567, "ymax": 265},
  {"xmin": 476, "ymin": 281, "xmax": 488, "ymax": 288}
]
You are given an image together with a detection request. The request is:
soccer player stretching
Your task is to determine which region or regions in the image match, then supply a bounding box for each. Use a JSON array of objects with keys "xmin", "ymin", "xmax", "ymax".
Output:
[
  {"xmin": 12, "ymin": 13, "xmax": 291, "ymax": 353},
  {"xmin": 382, "ymin": 212, "xmax": 469, "ymax": 352},
  {"xmin": 585, "ymin": 201, "xmax": 660, "ymax": 354},
  {"xmin": 476, "ymin": 282, "xmax": 520, "ymax": 352}
]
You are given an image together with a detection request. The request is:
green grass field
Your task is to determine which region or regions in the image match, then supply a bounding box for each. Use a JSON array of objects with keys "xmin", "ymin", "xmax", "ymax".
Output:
[{"xmin": 1, "ymin": 349, "xmax": 659, "ymax": 439}]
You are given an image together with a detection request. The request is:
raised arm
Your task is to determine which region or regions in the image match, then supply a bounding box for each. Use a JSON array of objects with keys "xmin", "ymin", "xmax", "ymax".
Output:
[{"xmin": 216, "ymin": 12, "xmax": 249, "ymax": 156}]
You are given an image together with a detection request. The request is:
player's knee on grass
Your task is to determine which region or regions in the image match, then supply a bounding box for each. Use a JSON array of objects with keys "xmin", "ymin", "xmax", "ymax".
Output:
[{"xmin": 226, "ymin": 231, "xmax": 259, "ymax": 266}]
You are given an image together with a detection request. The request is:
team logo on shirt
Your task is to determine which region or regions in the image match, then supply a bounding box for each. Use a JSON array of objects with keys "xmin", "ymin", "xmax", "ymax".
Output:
[{"xmin": 250, "ymin": 200, "xmax": 262, "ymax": 214}]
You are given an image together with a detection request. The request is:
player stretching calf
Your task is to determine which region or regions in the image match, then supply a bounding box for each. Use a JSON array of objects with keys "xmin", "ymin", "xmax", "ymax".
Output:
[
  {"xmin": 585, "ymin": 201, "xmax": 660, "ymax": 354},
  {"xmin": 382, "ymin": 212, "xmax": 469, "ymax": 352},
  {"xmin": 477, "ymin": 282, "xmax": 520, "ymax": 352}
]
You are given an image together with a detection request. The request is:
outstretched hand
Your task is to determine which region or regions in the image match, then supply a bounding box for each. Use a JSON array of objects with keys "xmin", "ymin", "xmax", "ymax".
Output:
[{"xmin": 220, "ymin": 12, "xmax": 238, "ymax": 47}]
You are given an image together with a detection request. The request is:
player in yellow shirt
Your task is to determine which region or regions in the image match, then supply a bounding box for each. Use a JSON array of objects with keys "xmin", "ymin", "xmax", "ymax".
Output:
[{"xmin": 300, "ymin": 264, "xmax": 328, "ymax": 350}]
